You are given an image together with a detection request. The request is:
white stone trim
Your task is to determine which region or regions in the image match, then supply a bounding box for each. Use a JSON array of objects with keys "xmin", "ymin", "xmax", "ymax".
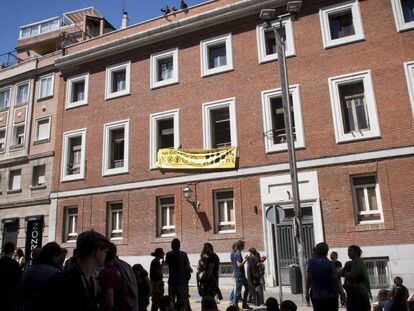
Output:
[
  {"xmin": 319, "ymin": 0, "xmax": 365, "ymax": 49},
  {"xmin": 61, "ymin": 128, "xmax": 87, "ymax": 182},
  {"xmin": 150, "ymin": 48, "xmax": 179, "ymax": 89},
  {"xmin": 65, "ymin": 72, "xmax": 90, "ymax": 109},
  {"xmin": 48, "ymin": 198, "xmax": 58, "ymax": 242},
  {"xmin": 105, "ymin": 61, "xmax": 131, "ymax": 100},
  {"xmin": 328, "ymin": 70, "xmax": 381, "ymax": 143},
  {"xmin": 102, "ymin": 119, "xmax": 130, "ymax": 176},
  {"xmin": 256, "ymin": 19, "xmax": 296, "ymax": 64},
  {"xmin": 404, "ymin": 60, "xmax": 414, "ymax": 118},
  {"xmin": 38, "ymin": 73, "xmax": 54, "ymax": 99},
  {"xmin": 50, "ymin": 146, "xmax": 414, "ymax": 199},
  {"xmin": 202, "ymin": 98, "xmax": 238, "ymax": 149},
  {"xmin": 261, "ymin": 84, "xmax": 305, "ymax": 153},
  {"xmin": 149, "ymin": 109, "xmax": 180, "ymax": 169},
  {"xmin": 391, "ymin": 0, "xmax": 414, "ymax": 32},
  {"xmin": 200, "ymin": 33, "xmax": 234, "ymax": 77}
]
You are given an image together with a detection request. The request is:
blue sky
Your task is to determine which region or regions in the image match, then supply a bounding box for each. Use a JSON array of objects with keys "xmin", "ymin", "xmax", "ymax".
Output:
[{"xmin": 0, "ymin": 0, "xmax": 206, "ymax": 55}]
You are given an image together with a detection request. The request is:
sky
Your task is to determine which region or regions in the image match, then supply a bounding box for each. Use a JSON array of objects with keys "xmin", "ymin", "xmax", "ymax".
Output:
[{"xmin": 0, "ymin": 0, "xmax": 207, "ymax": 56}]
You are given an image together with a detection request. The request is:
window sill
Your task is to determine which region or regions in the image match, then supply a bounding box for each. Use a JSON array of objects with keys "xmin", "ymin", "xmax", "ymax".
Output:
[
  {"xmin": 105, "ymin": 91, "xmax": 130, "ymax": 101},
  {"xmin": 15, "ymin": 102, "xmax": 28, "ymax": 108},
  {"xmin": 259, "ymin": 53, "xmax": 296, "ymax": 65},
  {"xmin": 65, "ymin": 101, "xmax": 88, "ymax": 110},
  {"xmin": 9, "ymin": 144, "xmax": 24, "ymax": 151},
  {"xmin": 33, "ymin": 138, "xmax": 50, "ymax": 145},
  {"xmin": 397, "ymin": 22, "xmax": 414, "ymax": 32},
  {"xmin": 153, "ymin": 235, "xmax": 176, "ymax": 243},
  {"xmin": 336, "ymin": 133, "xmax": 381, "ymax": 144},
  {"xmin": 352, "ymin": 222, "xmax": 386, "ymax": 232},
  {"xmin": 265, "ymin": 144, "xmax": 306, "ymax": 154},
  {"xmin": 61, "ymin": 175, "xmax": 85, "ymax": 182},
  {"xmin": 37, "ymin": 95, "xmax": 54, "ymax": 102},
  {"xmin": 7, "ymin": 189, "xmax": 22, "ymax": 194},
  {"xmin": 30, "ymin": 184, "xmax": 46, "ymax": 191},
  {"xmin": 201, "ymin": 67, "xmax": 234, "ymax": 78},
  {"xmin": 151, "ymin": 80, "xmax": 179, "ymax": 90},
  {"xmin": 102, "ymin": 169, "xmax": 129, "ymax": 177},
  {"xmin": 324, "ymin": 37, "xmax": 365, "ymax": 50}
]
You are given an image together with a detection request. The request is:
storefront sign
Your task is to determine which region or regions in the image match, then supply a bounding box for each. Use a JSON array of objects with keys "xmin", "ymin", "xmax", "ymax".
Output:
[
  {"xmin": 25, "ymin": 216, "xmax": 44, "ymax": 264},
  {"xmin": 157, "ymin": 147, "xmax": 237, "ymax": 169}
]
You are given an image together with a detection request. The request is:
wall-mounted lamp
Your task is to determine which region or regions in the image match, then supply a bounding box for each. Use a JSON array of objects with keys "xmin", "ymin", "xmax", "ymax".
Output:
[{"xmin": 183, "ymin": 185, "xmax": 200, "ymax": 211}]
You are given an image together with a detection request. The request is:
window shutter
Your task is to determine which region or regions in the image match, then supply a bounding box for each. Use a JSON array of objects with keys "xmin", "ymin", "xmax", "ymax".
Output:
[
  {"xmin": 12, "ymin": 172, "xmax": 21, "ymax": 190},
  {"xmin": 37, "ymin": 119, "xmax": 49, "ymax": 141}
]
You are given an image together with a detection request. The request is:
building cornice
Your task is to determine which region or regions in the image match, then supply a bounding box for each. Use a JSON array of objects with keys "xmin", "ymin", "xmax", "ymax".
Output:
[
  {"xmin": 0, "ymin": 151, "xmax": 55, "ymax": 168},
  {"xmin": 50, "ymin": 145, "xmax": 414, "ymax": 199},
  {"xmin": 55, "ymin": 0, "xmax": 286, "ymax": 71},
  {"xmin": 0, "ymin": 198, "xmax": 50, "ymax": 209}
]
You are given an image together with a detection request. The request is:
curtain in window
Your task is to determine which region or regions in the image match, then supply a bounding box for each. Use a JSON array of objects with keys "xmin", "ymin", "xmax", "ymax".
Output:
[
  {"xmin": 40, "ymin": 77, "xmax": 52, "ymax": 98},
  {"xmin": 37, "ymin": 120, "xmax": 49, "ymax": 141},
  {"xmin": 209, "ymin": 45, "xmax": 227, "ymax": 69},
  {"xmin": 17, "ymin": 84, "xmax": 29, "ymax": 104},
  {"xmin": 159, "ymin": 60, "xmax": 173, "ymax": 81},
  {"xmin": 113, "ymin": 71, "xmax": 126, "ymax": 92}
]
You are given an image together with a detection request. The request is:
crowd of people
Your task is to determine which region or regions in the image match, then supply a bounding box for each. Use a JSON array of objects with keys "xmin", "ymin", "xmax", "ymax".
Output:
[
  {"xmin": 306, "ymin": 242, "xmax": 414, "ymax": 311},
  {"xmin": 0, "ymin": 232, "xmax": 413, "ymax": 311}
]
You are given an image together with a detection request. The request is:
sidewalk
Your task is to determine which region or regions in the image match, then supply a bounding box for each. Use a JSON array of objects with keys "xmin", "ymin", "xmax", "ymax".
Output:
[{"xmin": 186, "ymin": 285, "xmax": 314, "ymax": 311}]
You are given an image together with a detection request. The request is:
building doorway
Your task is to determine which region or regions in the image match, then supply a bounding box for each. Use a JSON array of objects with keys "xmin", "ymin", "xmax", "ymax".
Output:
[
  {"xmin": 2, "ymin": 218, "xmax": 19, "ymax": 250},
  {"xmin": 268, "ymin": 205, "xmax": 315, "ymax": 285}
]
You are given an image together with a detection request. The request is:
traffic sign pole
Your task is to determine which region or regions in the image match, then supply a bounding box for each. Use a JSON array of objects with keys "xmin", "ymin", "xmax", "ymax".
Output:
[{"xmin": 272, "ymin": 206, "xmax": 284, "ymax": 303}]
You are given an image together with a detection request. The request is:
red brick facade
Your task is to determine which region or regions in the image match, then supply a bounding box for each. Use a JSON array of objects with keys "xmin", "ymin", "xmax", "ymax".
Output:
[{"xmin": 50, "ymin": 0, "xmax": 414, "ymax": 284}]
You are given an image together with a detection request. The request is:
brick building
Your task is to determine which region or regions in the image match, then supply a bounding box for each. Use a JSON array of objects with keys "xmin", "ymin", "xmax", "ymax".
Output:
[
  {"xmin": 2, "ymin": 0, "xmax": 413, "ymax": 287},
  {"xmin": 0, "ymin": 8, "xmax": 114, "ymax": 262}
]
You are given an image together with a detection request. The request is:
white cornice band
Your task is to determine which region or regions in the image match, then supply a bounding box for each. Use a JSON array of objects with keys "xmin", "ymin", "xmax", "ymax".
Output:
[{"xmin": 50, "ymin": 145, "xmax": 414, "ymax": 199}]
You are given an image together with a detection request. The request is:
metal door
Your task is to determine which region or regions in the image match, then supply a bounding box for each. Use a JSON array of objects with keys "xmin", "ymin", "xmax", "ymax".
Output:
[
  {"xmin": 2, "ymin": 218, "xmax": 19, "ymax": 250},
  {"xmin": 271, "ymin": 206, "xmax": 315, "ymax": 285}
]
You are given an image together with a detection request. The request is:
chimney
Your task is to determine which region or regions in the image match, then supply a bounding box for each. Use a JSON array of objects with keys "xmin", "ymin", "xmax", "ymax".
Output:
[{"xmin": 121, "ymin": 12, "xmax": 129, "ymax": 29}]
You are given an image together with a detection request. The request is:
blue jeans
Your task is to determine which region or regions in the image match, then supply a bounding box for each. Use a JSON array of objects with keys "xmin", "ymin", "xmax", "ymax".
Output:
[{"xmin": 233, "ymin": 276, "xmax": 249, "ymax": 305}]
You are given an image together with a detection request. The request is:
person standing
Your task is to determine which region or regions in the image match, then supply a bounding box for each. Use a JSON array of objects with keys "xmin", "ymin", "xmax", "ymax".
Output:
[
  {"xmin": 342, "ymin": 245, "xmax": 371, "ymax": 311},
  {"xmin": 307, "ymin": 242, "xmax": 346, "ymax": 311},
  {"xmin": 42, "ymin": 230, "xmax": 110, "ymax": 311},
  {"xmin": 99, "ymin": 243, "xmax": 127, "ymax": 311},
  {"xmin": 246, "ymin": 248, "xmax": 265, "ymax": 306},
  {"xmin": 13, "ymin": 248, "xmax": 25, "ymax": 271},
  {"xmin": 389, "ymin": 276, "xmax": 409, "ymax": 311},
  {"xmin": 231, "ymin": 240, "xmax": 252, "ymax": 310},
  {"xmin": 330, "ymin": 251, "xmax": 342, "ymax": 273},
  {"xmin": 150, "ymin": 248, "xmax": 165, "ymax": 311},
  {"xmin": 0, "ymin": 242, "xmax": 20, "ymax": 311},
  {"xmin": 132, "ymin": 264, "xmax": 151, "ymax": 311},
  {"xmin": 19, "ymin": 242, "xmax": 64, "ymax": 311},
  {"xmin": 165, "ymin": 238, "xmax": 192, "ymax": 310},
  {"xmin": 113, "ymin": 255, "xmax": 139, "ymax": 311},
  {"xmin": 197, "ymin": 243, "xmax": 222, "ymax": 301}
]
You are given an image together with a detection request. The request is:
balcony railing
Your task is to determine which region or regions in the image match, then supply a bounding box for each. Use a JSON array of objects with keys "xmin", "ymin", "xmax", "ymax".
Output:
[{"xmin": 0, "ymin": 51, "xmax": 22, "ymax": 69}]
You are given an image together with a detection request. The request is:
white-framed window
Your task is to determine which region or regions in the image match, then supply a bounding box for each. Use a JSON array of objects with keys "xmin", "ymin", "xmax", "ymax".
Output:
[
  {"xmin": 200, "ymin": 33, "xmax": 234, "ymax": 77},
  {"xmin": 20, "ymin": 17, "xmax": 60, "ymax": 39},
  {"xmin": 105, "ymin": 61, "xmax": 131, "ymax": 100},
  {"xmin": 319, "ymin": 0, "xmax": 365, "ymax": 49},
  {"xmin": 108, "ymin": 202, "xmax": 123, "ymax": 240},
  {"xmin": 404, "ymin": 61, "xmax": 414, "ymax": 117},
  {"xmin": 32, "ymin": 165, "xmax": 46, "ymax": 187},
  {"xmin": 61, "ymin": 129, "xmax": 86, "ymax": 182},
  {"xmin": 256, "ymin": 18, "xmax": 296, "ymax": 63},
  {"xmin": 150, "ymin": 109, "xmax": 180, "ymax": 169},
  {"xmin": 214, "ymin": 190, "xmax": 235, "ymax": 233},
  {"xmin": 16, "ymin": 81, "xmax": 30, "ymax": 106},
  {"xmin": 8, "ymin": 169, "xmax": 21, "ymax": 191},
  {"xmin": 38, "ymin": 74, "xmax": 54, "ymax": 99},
  {"xmin": 328, "ymin": 70, "xmax": 380, "ymax": 143},
  {"xmin": 66, "ymin": 73, "xmax": 89, "ymax": 109},
  {"xmin": 261, "ymin": 85, "xmax": 305, "ymax": 153},
  {"xmin": 12, "ymin": 125, "xmax": 25, "ymax": 148},
  {"xmin": 391, "ymin": 0, "xmax": 414, "ymax": 32},
  {"xmin": 64, "ymin": 207, "xmax": 78, "ymax": 242},
  {"xmin": 34, "ymin": 116, "xmax": 51, "ymax": 142},
  {"xmin": 157, "ymin": 196, "xmax": 175, "ymax": 237},
  {"xmin": 0, "ymin": 87, "xmax": 11, "ymax": 110},
  {"xmin": 150, "ymin": 48, "xmax": 179, "ymax": 89},
  {"xmin": 0, "ymin": 129, "xmax": 6, "ymax": 152},
  {"xmin": 202, "ymin": 98, "xmax": 237, "ymax": 149},
  {"xmin": 351, "ymin": 174, "xmax": 383, "ymax": 224},
  {"xmin": 102, "ymin": 120, "xmax": 129, "ymax": 176}
]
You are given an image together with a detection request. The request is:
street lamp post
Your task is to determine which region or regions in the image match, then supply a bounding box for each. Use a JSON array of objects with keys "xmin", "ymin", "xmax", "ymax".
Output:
[{"xmin": 260, "ymin": 2, "xmax": 308, "ymax": 304}]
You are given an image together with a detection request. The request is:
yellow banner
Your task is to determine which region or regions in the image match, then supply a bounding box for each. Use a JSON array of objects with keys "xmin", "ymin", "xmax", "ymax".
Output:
[{"xmin": 157, "ymin": 147, "xmax": 237, "ymax": 169}]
